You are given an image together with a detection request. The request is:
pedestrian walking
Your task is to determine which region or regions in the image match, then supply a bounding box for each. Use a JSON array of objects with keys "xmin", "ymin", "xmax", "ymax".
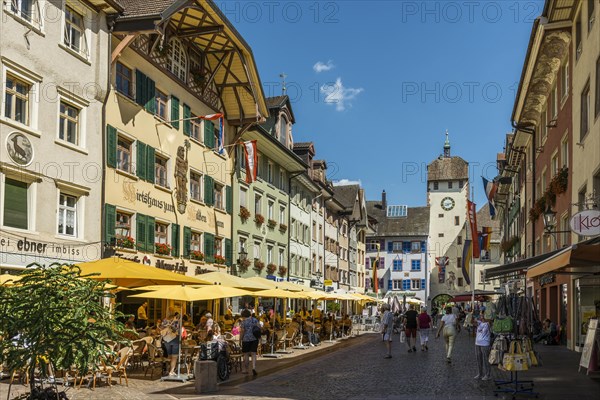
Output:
[
  {"xmin": 452, "ymin": 304, "xmax": 461, "ymax": 333},
  {"xmin": 403, "ymin": 304, "xmax": 418, "ymax": 353},
  {"xmin": 240, "ymin": 309, "xmax": 259, "ymax": 376},
  {"xmin": 381, "ymin": 303, "xmax": 393, "ymax": 359},
  {"xmin": 418, "ymin": 307, "xmax": 432, "ymax": 351},
  {"xmin": 436, "ymin": 306, "xmax": 457, "ymax": 363},
  {"xmin": 473, "ymin": 314, "xmax": 492, "ymax": 380},
  {"xmin": 431, "ymin": 306, "xmax": 439, "ymax": 329}
]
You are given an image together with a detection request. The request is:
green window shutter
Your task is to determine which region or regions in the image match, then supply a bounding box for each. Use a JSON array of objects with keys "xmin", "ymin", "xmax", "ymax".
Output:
[
  {"xmin": 204, "ymin": 233, "xmax": 214, "ymax": 263},
  {"xmin": 104, "ymin": 204, "xmax": 116, "ymax": 245},
  {"xmin": 183, "ymin": 104, "xmax": 191, "ymax": 136},
  {"xmin": 204, "ymin": 175, "xmax": 214, "ymax": 206},
  {"xmin": 204, "ymin": 120, "xmax": 214, "ymax": 149},
  {"xmin": 135, "ymin": 70, "xmax": 146, "ymax": 107},
  {"xmin": 136, "ymin": 141, "xmax": 147, "ymax": 180},
  {"xmin": 225, "ymin": 185, "xmax": 232, "ymax": 214},
  {"xmin": 4, "ymin": 178, "xmax": 28, "ymax": 229},
  {"xmin": 146, "ymin": 216, "xmax": 155, "ymax": 253},
  {"xmin": 171, "ymin": 223, "xmax": 180, "ymax": 257},
  {"xmin": 171, "ymin": 96, "xmax": 180, "ymax": 129},
  {"xmin": 145, "ymin": 77, "xmax": 156, "ymax": 113},
  {"xmin": 183, "ymin": 226, "xmax": 192, "ymax": 258},
  {"xmin": 136, "ymin": 214, "xmax": 147, "ymax": 252},
  {"xmin": 225, "ymin": 238, "xmax": 232, "ymax": 267},
  {"xmin": 106, "ymin": 125, "xmax": 117, "ymax": 168},
  {"xmin": 146, "ymin": 145, "xmax": 155, "ymax": 184}
]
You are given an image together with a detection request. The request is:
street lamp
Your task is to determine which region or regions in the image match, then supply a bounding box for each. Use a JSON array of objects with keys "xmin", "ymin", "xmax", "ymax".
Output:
[
  {"xmin": 233, "ymin": 248, "xmax": 247, "ymax": 277},
  {"xmin": 543, "ymin": 205, "xmax": 557, "ymax": 233}
]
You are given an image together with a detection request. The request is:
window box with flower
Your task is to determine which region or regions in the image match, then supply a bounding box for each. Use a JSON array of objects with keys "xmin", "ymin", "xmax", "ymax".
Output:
[
  {"xmin": 214, "ymin": 255, "xmax": 226, "ymax": 265},
  {"xmin": 279, "ymin": 224, "xmax": 288, "ymax": 232},
  {"xmin": 267, "ymin": 219, "xmax": 277, "ymax": 228},
  {"xmin": 239, "ymin": 206, "xmax": 251, "ymax": 221},
  {"xmin": 239, "ymin": 258, "xmax": 251, "ymax": 273},
  {"xmin": 155, "ymin": 243, "xmax": 172, "ymax": 256},
  {"xmin": 266, "ymin": 263, "xmax": 277, "ymax": 275},
  {"xmin": 116, "ymin": 236, "xmax": 135, "ymax": 249},
  {"xmin": 254, "ymin": 214, "xmax": 265, "ymax": 225},
  {"xmin": 190, "ymin": 250, "xmax": 204, "ymax": 261}
]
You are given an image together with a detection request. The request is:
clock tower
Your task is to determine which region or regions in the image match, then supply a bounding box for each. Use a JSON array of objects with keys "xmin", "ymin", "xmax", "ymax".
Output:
[{"xmin": 426, "ymin": 132, "xmax": 470, "ymax": 304}]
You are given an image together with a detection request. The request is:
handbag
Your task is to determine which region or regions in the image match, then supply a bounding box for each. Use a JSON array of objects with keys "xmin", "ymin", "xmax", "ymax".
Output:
[
  {"xmin": 521, "ymin": 337, "xmax": 538, "ymax": 367},
  {"xmin": 161, "ymin": 323, "xmax": 177, "ymax": 343},
  {"xmin": 400, "ymin": 331, "xmax": 406, "ymax": 343},
  {"xmin": 489, "ymin": 348, "xmax": 501, "ymax": 365},
  {"xmin": 502, "ymin": 340, "xmax": 529, "ymax": 371},
  {"xmin": 492, "ymin": 316, "xmax": 514, "ymax": 334}
]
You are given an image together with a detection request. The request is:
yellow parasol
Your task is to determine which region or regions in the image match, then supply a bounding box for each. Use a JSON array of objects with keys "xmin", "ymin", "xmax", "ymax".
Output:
[
  {"xmin": 75, "ymin": 257, "xmax": 210, "ymax": 287},
  {"xmin": 195, "ymin": 271, "xmax": 271, "ymax": 290},
  {"xmin": 254, "ymin": 288, "xmax": 309, "ymax": 299},
  {"xmin": 246, "ymin": 276, "xmax": 305, "ymax": 291},
  {"xmin": 131, "ymin": 284, "xmax": 254, "ymax": 301}
]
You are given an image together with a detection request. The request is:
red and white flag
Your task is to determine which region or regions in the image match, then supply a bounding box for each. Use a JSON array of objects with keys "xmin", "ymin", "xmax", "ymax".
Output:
[
  {"xmin": 467, "ymin": 200, "xmax": 480, "ymax": 258},
  {"xmin": 243, "ymin": 140, "xmax": 258, "ymax": 184}
]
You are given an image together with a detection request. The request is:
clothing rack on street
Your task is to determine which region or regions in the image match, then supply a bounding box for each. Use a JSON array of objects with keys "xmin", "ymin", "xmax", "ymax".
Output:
[{"xmin": 491, "ymin": 294, "xmax": 540, "ymax": 398}]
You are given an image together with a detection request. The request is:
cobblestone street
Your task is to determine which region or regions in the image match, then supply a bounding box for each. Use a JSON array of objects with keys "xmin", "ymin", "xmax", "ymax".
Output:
[{"xmin": 2, "ymin": 330, "xmax": 599, "ymax": 400}]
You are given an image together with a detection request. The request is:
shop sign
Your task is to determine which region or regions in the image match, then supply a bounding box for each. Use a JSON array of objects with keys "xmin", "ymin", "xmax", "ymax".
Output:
[
  {"xmin": 324, "ymin": 279, "xmax": 333, "ymax": 286},
  {"xmin": 539, "ymin": 273, "xmax": 555, "ymax": 286},
  {"xmin": 570, "ymin": 210, "xmax": 600, "ymax": 236},
  {"xmin": 0, "ymin": 234, "xmax": 83, "ymax": 256},
  {"xmin": 6, "ymin": 132, "xmax": 34, "ymax": 166}
]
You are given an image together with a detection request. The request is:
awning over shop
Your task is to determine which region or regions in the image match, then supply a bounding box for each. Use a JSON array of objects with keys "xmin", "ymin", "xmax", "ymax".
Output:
[
  {"xmin": 485, "ymin": 247, "xmax": 565, "ymax": 280},
  {"xmin": 526, "ymin": 237, "xmax": 600, "ymax": 279}
]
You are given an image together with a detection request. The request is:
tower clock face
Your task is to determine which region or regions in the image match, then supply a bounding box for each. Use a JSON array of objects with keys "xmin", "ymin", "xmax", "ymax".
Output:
[{"xmin": 441, "ymin": 197, "xmax": 455, "ymax": 211}]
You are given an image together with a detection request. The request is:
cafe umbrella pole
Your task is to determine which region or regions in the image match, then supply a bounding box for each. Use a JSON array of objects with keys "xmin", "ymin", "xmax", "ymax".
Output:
[{"xmin": 262, "ymin": 296, "xmax": 282, "ymax": 359}]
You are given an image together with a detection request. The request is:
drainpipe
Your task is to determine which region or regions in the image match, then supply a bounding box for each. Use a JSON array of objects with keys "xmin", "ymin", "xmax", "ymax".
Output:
[
  {"xmin": 101, "ymin": 17, "xmax": 116, "ymax": 259},
  {"xmin": 511, "ymin": 121, "xmax": 536, "ymax": 256}
]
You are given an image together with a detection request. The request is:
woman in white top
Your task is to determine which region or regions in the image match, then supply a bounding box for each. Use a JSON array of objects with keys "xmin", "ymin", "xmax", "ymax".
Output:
[
  {"xmin": 473, "ymin": 315, "xmax": 492, "ymax": 380},
  {"xmin": 436, "ymin": 306, "xmax": 457, "ymax": 363}
]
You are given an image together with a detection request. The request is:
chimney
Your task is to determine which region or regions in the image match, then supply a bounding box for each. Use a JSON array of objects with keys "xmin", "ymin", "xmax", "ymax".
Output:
[{"xmin": 382, "ymin": 190, "xmax": 387, "ymax": 208}]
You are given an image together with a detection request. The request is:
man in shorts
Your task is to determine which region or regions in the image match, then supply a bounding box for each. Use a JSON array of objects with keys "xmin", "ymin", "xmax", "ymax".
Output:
[{"xmin": 404, "ymin": 304, "xmax": 419, "ymax": 353}]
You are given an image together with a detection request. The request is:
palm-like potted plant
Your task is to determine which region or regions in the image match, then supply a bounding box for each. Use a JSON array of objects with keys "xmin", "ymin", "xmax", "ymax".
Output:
[
  {"xmin": 278, "ymin": 266, "xmax": 287, "ymax": 277},
  {"xmin": 266, "ymin": 263, "xmax": 277, "ymax": 275},
  {"xmin": 254, "ymin": 214, "xmax": 265, "ymax": 225}
]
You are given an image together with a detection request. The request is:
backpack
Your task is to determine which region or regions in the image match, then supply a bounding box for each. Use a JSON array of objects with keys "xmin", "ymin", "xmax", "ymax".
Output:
[{"xmin": 252, "ymin": 319, "xmax": 262, "ymax": 339}]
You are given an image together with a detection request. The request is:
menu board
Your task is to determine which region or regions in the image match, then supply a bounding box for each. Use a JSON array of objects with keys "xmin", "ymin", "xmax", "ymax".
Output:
[{"xmin": 579, "ymin": 319, "xmax": 598, "ymax": 373}]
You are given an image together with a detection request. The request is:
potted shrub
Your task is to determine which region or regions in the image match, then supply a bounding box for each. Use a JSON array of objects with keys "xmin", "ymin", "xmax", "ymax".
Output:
[
  {"xmin": 266, "ymin": 263, "xmax": 277, "ymax": 275},
  {"xmin": 155, "ymin": 242, "xmax": 172, "ymax": 256},
  {"xmin": 254, "ymin": 214, "xmax": 265, "ymax": 225},
  {"xmin": 279, "ymin": 223, "xmax": 288, "ymax": 232},
  {"xmin": 190, "ymin": 250, "xmax": 204, "ymax": 261},
  {"xmin": 239, "ymin": 206, "xmax": 251, "ymax": 221},
  {"xmin": 253, "ymin": 259, "xmax": 265, "ymax": 273},
  {"xmin": 267, "ymin": 219, "xmax": 277, "ymax": 228},
  {"xmin": 116, "ymin": 236, "xmax": 135, "ymax": 249},
  {"xmin": 278, "ymin": 266, "xmax": 287, "ymax": 277},
  {"xmin": 214, "ymin": 255, "xmax": 226, "ymax": 265}
]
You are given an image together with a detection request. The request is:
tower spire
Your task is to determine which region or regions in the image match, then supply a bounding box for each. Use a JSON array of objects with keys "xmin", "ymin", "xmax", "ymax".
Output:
[
  {"xmin": 280, "ymin": 73, "xmax": 287, "ymax": 95},
  {"xmin": 443, "ymin": 129, "xmax": 451, "ymax": 157}
]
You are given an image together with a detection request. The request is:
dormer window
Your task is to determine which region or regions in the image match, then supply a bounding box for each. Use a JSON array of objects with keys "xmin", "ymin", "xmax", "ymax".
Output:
[
  {"xmin": 279, "ymin": 115, "xmax": 288, "ymax": 146},
  {"xmin": 167, "ymin": 39, "xmax": 187, "ymax": 81}
]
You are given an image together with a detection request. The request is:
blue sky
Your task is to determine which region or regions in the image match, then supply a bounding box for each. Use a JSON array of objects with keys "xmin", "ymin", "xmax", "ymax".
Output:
[{"xmin": 219, "ymin": 0, "xmax": 544, "ymax": 208}]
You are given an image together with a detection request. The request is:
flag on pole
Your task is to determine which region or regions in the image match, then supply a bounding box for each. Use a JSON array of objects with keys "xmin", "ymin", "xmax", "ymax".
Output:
[
  {"xmin": 467, "ymin": 200, "xmax": 480, "ymax": 258},
  {"xmin": 373, "ymin": 244, "xmax": 380, "ymax": 294},
  {"xmin": 242, "ymin": 140, "xmax": 258, "ymax": 184},
  {"xmin": 201, "ymin": 113, "xmax": 224, "ymax": 155},
  {"xmin": 461, "ymin": 240, "xmax": 473, "ymax": 285},
  {"xmin": 480, "ymin": 226, "xmax": 492, "ymax": 252},
  {"xmin": 482, "ymin": 177, "xmax": 498, "ymax": 218}
]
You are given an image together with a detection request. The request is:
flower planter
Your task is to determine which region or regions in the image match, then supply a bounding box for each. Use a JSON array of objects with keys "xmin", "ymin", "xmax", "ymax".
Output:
[
  {"xmin": 279, "ymin": 224, "xmax": 288, "ymax": 232},
  {"xmin": 155, "ymin": 243, "xmax": 172, "ymax": 256},
  {"xmin": 266, "ymin": 263, "xmax": 277, "ymax": 275},
  {"xmin": 254, "ymin": 214, "xmax": 265, "ymax": 225},
  {"xmin": 239, "ymin": 206, "xmax": 251, "ymax": 221},
  {"xmin": 278, "ymin": 266, "xmax": 287, "ymax": 277}
]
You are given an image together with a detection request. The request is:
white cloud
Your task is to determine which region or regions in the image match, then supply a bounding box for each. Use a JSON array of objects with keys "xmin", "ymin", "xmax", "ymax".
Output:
[
  {"xmin": 320, "ymin": 78, "xmax": 364, "ymax": 111},
  {"xmin": 333, "ymin": 179, "xmax": 362, "ymax": 186},
  {"xmin": 313, "ymin": 60, "xmax": 335, "ymax": 73}
]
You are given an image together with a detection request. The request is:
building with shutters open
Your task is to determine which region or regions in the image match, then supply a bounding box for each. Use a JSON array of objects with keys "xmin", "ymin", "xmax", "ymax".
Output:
[{"xmin": 102, "ymin": 0, "xmax": 267, "ymax": 288}]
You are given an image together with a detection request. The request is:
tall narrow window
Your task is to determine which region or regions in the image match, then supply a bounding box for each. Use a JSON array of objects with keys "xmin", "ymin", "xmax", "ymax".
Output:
[
  {"xmin": 115, "ymin": 211, "xmax": 132, "ymax": 240},
  {"xmin": 117, "ymin": 136, "xmax": 132, "ymax": 173},
  {"xmin": 214, "ymin": 183, "xmax": 223, "ymax": 210},
  {"xmin": 155, "ymin": 222, "xmax": 168, "ymax": 244},
  {"xmin": 561, "ymin": 136, "xmax": 569, "ymax": 168},
  {"xmin": 560, "ymin": 61, "xmax": 569, "ymax": 101},
  {"xmin": 239, "ymin": 186, "xmax": 247, "ymax": 208},
  {"xmin": 254, "ymin": 194, "xmax": 262, "ymax": 216},
  {"xmin": 10, "ymin": 0, "xmax": 41, "ymax": 26},
  {"xmin": 64, "ymin": 6, "xmax": 88, "ymax": 56},
  {"xmin": 58, "ymin": 193, "xmax": 77, "ymax": 236},
  {"xmin": 167, "ymin": 39, "xmax": 187, "ymax": 81},
  {"xmin": 190, "ymin": 232, "xmax": 202, "ymax": 252},
  {"xmin": 581, "ymin": 82, "xmax": 590, "ymax": 140},
  {"xmin": 267, "ymin": 200, "xmax": 274, "ymax": 219},
  {"xmin": 116, "ymin": 62, "xmax": 133, "ymax": 97},
  {"xmin": 190, "ymin": 172, "xmax": 202, "ymax": 201},
  {"xmin": 588, "ymin": 0, "xmax": 596, "ymax": 31},
  {"xmin": 191, "ymin": 114, "xmax": 202, "ymax": 142},
  {"xmin": 4, "ymin": 74, "xmax": 30, "ymax": 125},
  {"xmin": 155, "ymin": 155, "xmax": 168, "ymax": 188},
  {"xmin": 155, "ymin": 89, "xmax": 168, "ymax": 120},
  {"xmin": 576, "ymin": 13, "xmax": 582, "ymax": 59},
  {"xmin": 59, "ymin": 101, "xmax": 79, "ymax": 145},
  {"xmin": 551, "ymin": 85, "xmax": 558, "ymax": 118}
]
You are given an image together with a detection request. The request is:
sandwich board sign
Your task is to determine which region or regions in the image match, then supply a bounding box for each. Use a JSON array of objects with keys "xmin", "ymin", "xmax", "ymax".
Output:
[{"xmin": 579, "ymin": 319, "xmax": 599, "ymax": 374}]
